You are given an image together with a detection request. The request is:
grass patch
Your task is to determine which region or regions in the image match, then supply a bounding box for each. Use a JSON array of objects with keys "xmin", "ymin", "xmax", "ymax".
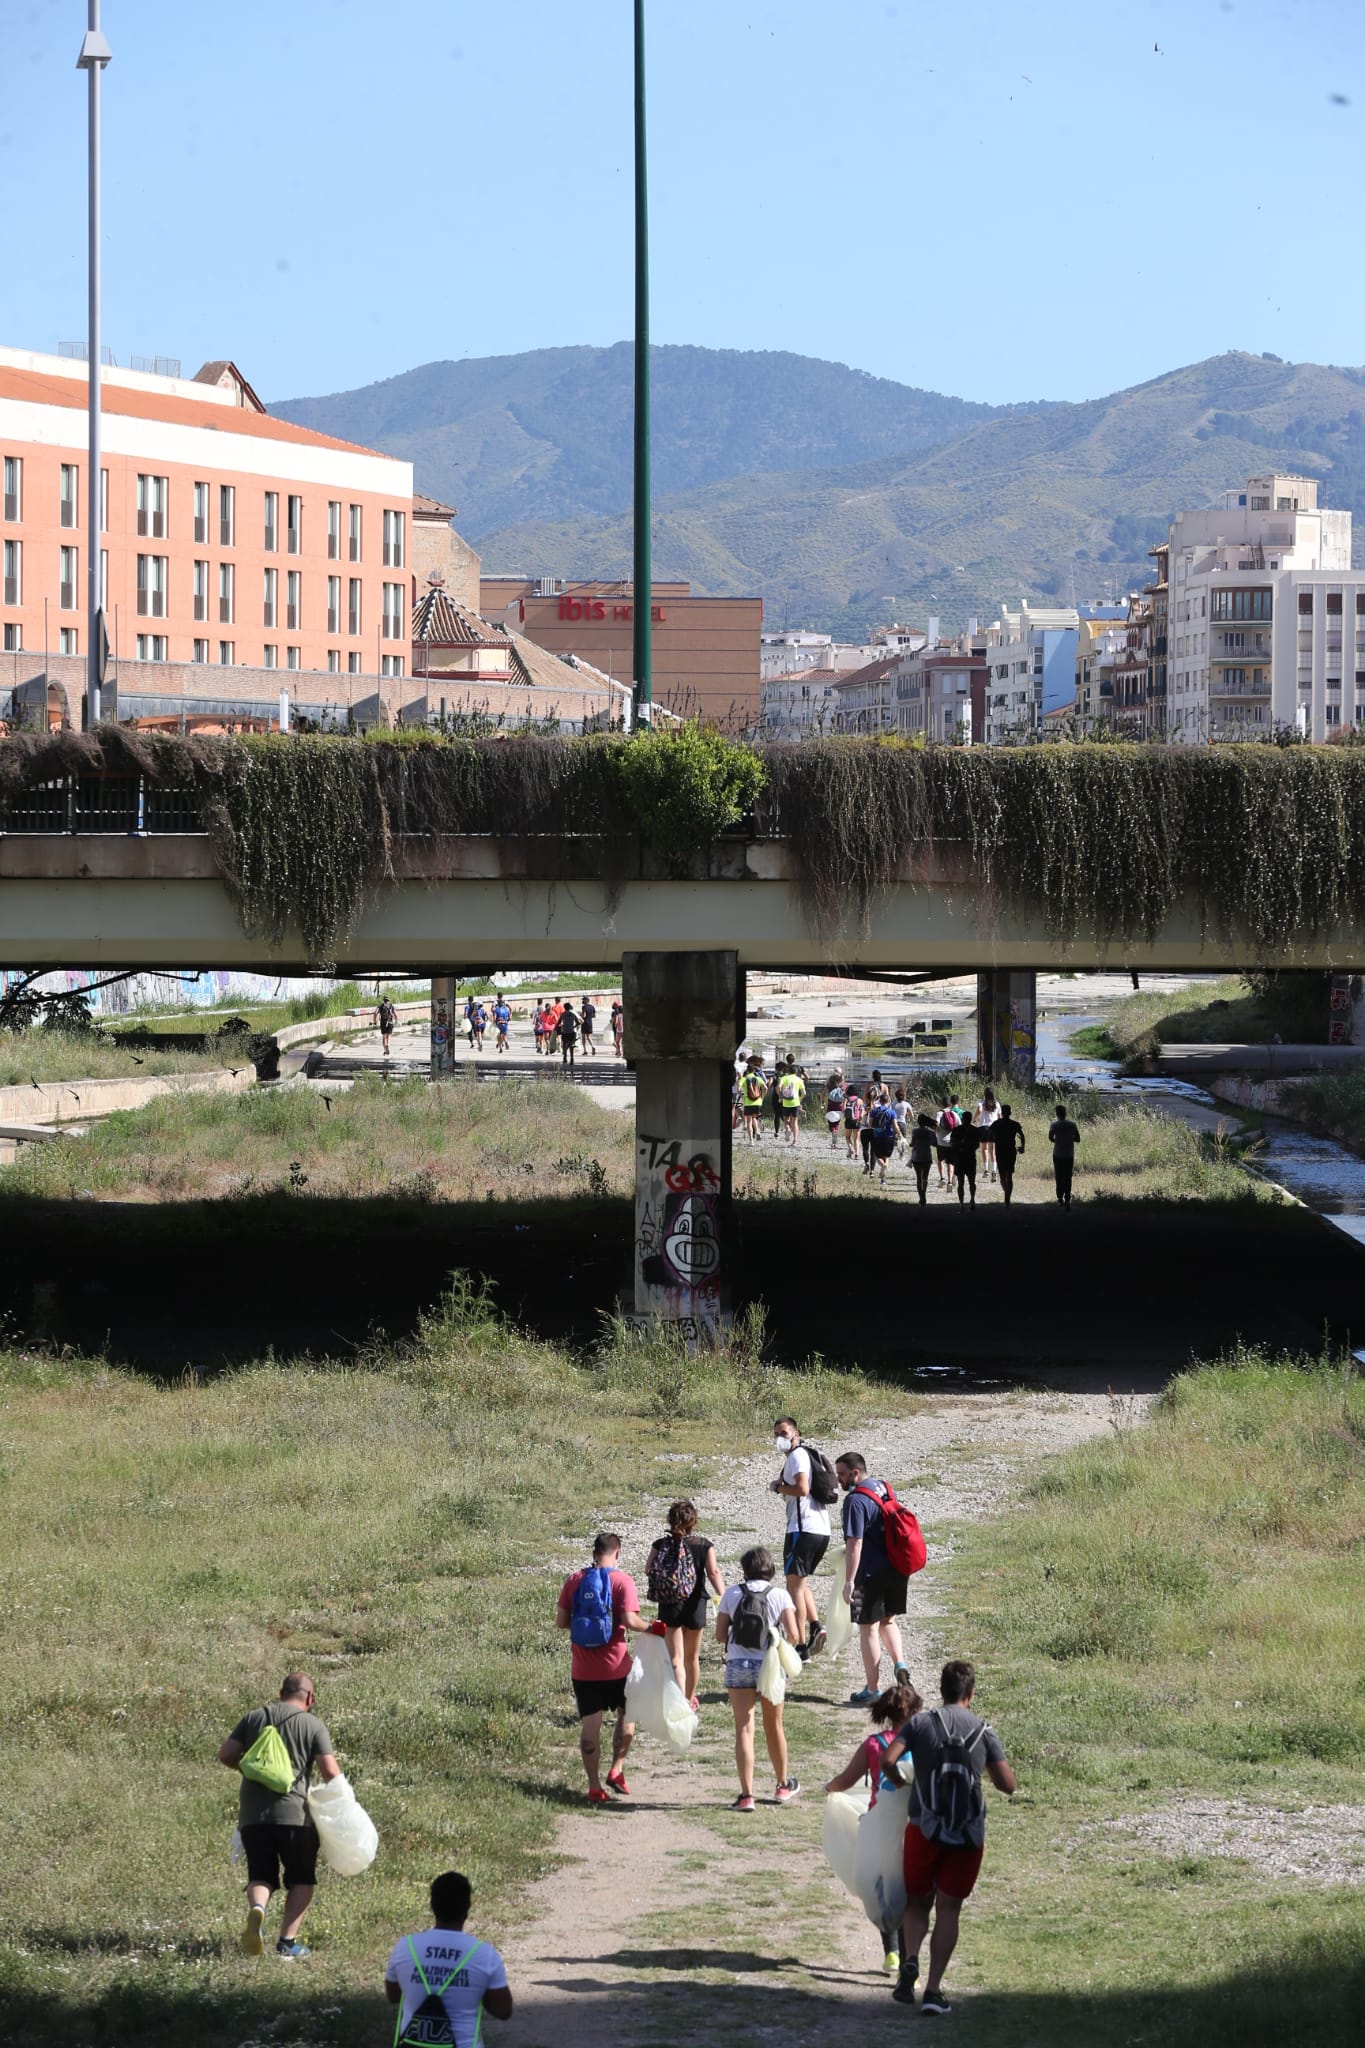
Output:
[
  {"xmin": 1098, "ymin": 973, "xmax": 1331, "ymax": 1069},
  {"xmin": 932, "ymin": 1347, "xmax": 1365, "ymax": 2042},
  {"xmin": 1280, "ymin": 1069, "xmax": 1365, "ymax": 1152}
]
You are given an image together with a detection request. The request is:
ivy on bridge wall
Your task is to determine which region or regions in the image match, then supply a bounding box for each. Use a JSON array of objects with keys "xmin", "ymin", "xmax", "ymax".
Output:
[{"xmin": 1, "ymin": 728, "xmax": 1362, "ymax": 966}]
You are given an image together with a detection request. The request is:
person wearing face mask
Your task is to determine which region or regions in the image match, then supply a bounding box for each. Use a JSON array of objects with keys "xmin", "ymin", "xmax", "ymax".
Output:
[{"xmin": 770, "ymin": 1417, "xmax": 833, "ymax": 1660}]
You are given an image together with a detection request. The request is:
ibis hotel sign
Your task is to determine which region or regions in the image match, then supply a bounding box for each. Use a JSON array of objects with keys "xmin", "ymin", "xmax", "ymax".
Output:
[{"xmin": 556, "ymin": 596, "xmax": 667, "ymax": 623}]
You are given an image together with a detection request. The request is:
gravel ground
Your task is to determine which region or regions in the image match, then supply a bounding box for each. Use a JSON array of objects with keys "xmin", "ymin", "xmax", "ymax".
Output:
[{"xmin": 1084, "ymin": 1797, "xmax": 1365, "ymax": 1886}]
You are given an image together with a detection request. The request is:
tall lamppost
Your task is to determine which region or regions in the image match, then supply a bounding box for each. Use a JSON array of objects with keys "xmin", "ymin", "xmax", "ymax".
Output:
[
  {"xmin": 77, "ymin": 3, "xmax": 112, "ymax": 727},
  {"xmin": 631, "ymin": 0, "xmax": 652, "ymax": 730}
]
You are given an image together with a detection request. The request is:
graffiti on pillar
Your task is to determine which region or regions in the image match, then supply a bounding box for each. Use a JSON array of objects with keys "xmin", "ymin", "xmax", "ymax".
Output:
[{"xmin": 637, "ymin": 1137, "xmax": 725, "ymax": 1323}]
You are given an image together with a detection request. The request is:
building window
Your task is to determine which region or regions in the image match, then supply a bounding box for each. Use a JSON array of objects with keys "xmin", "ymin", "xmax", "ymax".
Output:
[
  {"xmin": 193, "ymin": 638, "xmax": 208, "ymax": 662},
  {"xmin": 286, "ymin": 569, "xmax": 301, "ymax": 631},
  {"xmin": 60, "ymin": 464, "xmax": 79, "ymax": 529},
  {"xmin": 327, "ymin": 649, "xmax": 340, "ymax": 673},
  {"xmin": 59, "ymin": 626, "xmax": 78, "ymax": 656},
  {"xmin": 328, "ymin": 500, "xmax": 341, "ymax": 560},
  {"xmin": 263, "ymin": 566, "xmax": 277, "ymax": 628},
  {"xmin": 1211, "ymin": 588, "xmax": 1273, "ymax": 622},
  {"xmin": 2, "ymin": 456, "xmax": 20, "ymax": 522},
  {"xmin": 136, "ymin": 553, "xmax": 168, "ymax": 618},
  {"xmin": 100, "ymin": 548, "xmax": 108, "ymax": 608},
  {"xmin": 218, "ymin": 640, "xmax": 234, "ymax": 665},
  {"xmin": 382, "ymin": 581, "xmax": 403, "ymax": 640},
  {"xmin": 60, "ymin": 546, "xmax": 78, "ymax": 610},
  {"xmin": 348, "ymin": 651, "xmax": 361, "ymax": 674},
  {"xmin": 219, "ymin": 484, "xmax": 235, "ymax": 547},
  {"xmin": 194, "ymin": 481, "xmax": 209, "ymax": 544},
  {"xmin": 382, "ymin": 508, "xmax": 405, "ymax": 568},
  {"xmin": 381, "ymin": 653, "xmax": 404, "ymax": 677},
  {"xmin": 327, "ymin": 575, "xmax": 340, "ymax": 634},
  {"xmin": 263, "ymin": 644, "xmax": 277, "ymax": 669},
  {"xmin": 1327, "ymin": 592, "xmax": 1343, "ymax": 615},
  {"xmin": 1, "ymin": 538, "xmax": 17, "ymax": 606},
  {"xmin": 135, "ymin": 634, "xmax": 168, "ymax": 662},
  {"xmin": 287, "ymin": 495, "xmax": 303, "ymax": 555},
  {"xmin": 348, "ymin": 578, "xmax": 362, "ymax": 636},
  {"xmin": 192, "ymin": 559, "xmax": 209, "ymax": 622},
  {"xmin": 1299, "ymin": 591, "xmax": 1314, "ymax": 616},
  {"xmin": 348, "ymin": 504, "xmax": 362, "ymax": 562},
  {"xmin": 2, "ymin": 623, "xmax": 20, "ymax": 651},
  {"xmin": 218, "ymin": 561, "xmax": 234, "ymax": 625},
  {"xmin": 286, "ymin": 645, "xmax": 300, "ymax": 670},
  {"xmin": 263, "ymin": 491, "xmax": 278, "ymax": 552},
  {"xmin": 136, "ymin": 473, "xmax": 169, "ymax": 539}
]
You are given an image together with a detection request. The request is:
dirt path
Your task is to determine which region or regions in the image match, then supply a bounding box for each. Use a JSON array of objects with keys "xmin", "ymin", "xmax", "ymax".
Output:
[{"xmin": 497, "ymin": 1391, "xmax": 1139, "ymax": 2046}]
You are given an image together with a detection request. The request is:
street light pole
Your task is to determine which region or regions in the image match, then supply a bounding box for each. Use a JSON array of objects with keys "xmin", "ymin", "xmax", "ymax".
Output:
[
  {"xmin": 631, "ymin": 0, "xmax": 652, "ymax": 730},
  {"xmin": 77, "ymin": 3, "xmax": 112, "ymax": 729}
]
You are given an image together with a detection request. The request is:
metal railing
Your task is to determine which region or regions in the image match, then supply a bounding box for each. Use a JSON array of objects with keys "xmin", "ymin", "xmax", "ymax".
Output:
[{"xmin": 1, "ymin": 776, "xmax": 201, "ymax": 834}]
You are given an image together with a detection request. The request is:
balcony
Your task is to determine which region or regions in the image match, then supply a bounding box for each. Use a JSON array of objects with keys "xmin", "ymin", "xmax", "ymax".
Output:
[{"xmin": 1210, "ymin": 679, "xmax": 1271, "ymax": 698}]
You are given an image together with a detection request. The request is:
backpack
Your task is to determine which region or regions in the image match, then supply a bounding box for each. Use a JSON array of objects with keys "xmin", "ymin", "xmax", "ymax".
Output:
[
  {"xmin": 827, "ymin": 1083, "xmax": 845, "ymax": 1109},
  {"xmin": 379, "ymin": 1002, "xmax": 396, "ymax": 1030},
  {"xmin": 854, "ymin": 1481, "xmax": 928, "ymax": 1577},
  {"xmin": 569, "ymin": 1566, "xmax": 615, "ymax": 1647},
  {"xmin": 847, "ymin": 1094, "xmax": 864, "ymax": 1124},
  {"xmin": 646, "ymin": 1534, "xmax": 698, "ymax": 1608},
  {"xmin": 394, "ymin": 1936, "xmax": 485, "ymax": 2048},
  {"xmin": 923, "ymin": 1708, "xmax": 987, "ymax": 1846},
  {"xmin": 238, "ymin": 1719, "xmax": 296, "ymax": 1796},
  {"xmin": 797, "ymin": 1444, "xmax": 840, "ymax": 1509},
  {"xmin": 729, "ymin": 1582, "xmax": 772, "ymax": 1653}
]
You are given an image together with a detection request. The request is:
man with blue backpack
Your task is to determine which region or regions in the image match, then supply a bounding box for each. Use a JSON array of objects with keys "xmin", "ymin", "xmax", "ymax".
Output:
[{"xmin": 555, "ymin": 1532, "xmax": 660, "ymax": 1804}]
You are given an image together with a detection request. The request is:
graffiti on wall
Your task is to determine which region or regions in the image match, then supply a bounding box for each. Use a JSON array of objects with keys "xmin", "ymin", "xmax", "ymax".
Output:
[{"xmin": 636, "ymin": 1132, "xmax": 726, "ymax": 1329}]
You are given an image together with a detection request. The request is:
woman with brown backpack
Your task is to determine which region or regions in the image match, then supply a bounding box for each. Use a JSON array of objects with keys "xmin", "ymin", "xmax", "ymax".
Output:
[{"xmin": 646, "ymin": 1500, "xmax": 725, "ymax": 1712}]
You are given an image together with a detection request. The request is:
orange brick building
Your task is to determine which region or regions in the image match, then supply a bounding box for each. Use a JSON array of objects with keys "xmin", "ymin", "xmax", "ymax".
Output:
[{"xmin": 0, "ymin": 346, "xmax": 414, "ymax": 682}]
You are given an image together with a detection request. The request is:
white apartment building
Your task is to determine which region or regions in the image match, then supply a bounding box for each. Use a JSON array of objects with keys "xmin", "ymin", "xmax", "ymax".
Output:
[
  {"xmin": 1167, "ymin": 473, "xmax": 1362, "ymax": 741},
  {"xmin": 759, "ymin": 667, "xmax": 840, "ymax": 735},
  {"xmin": 982, "ymin": 604, "xmax": 1082, "ymax": 743}
]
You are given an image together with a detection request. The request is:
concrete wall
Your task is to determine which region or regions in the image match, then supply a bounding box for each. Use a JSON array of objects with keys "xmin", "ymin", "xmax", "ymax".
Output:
[{"xmin": 0, "ymin": 1064, "xmax": 250, "ymax": 1128}]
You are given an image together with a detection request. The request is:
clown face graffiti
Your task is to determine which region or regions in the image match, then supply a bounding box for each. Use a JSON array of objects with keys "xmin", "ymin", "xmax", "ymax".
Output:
[{"xmin": 660, "ymin": 1189, "xmax": 722, "ymax": 1286}]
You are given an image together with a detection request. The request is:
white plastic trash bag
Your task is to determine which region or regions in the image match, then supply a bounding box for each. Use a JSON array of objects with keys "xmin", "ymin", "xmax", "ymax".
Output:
[
  {"xmin": 624, "ymin": 1633, "xmax": 698, "ymax": 1755},
  {"xmin": 307, "ymin": 1773, "xmax": 379, "ymax": 1877},
  {"xmin": 852, "ymin": 1782, "xmax": 911, "ymax": 1935},
  {"xmin": 825, "ymin": 1587, "xmax": 854, "ymax": 1659},
  {"xmin": 776, "ymin": 1635, "xmax": 803, "ymax": 1680},
  {"xmin": 757, "ymin": 1635, "xmax": 786, "ymax": 1705},
  {"xmin": 822, "ymin": 1786, "xmax": 869, "ymax": 1897}
]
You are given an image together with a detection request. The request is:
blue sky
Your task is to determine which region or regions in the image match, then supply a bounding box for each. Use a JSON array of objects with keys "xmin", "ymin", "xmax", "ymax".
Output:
[{"xmin": 4, "ymin": 0, "xmax": 1362, "ymax": 405}]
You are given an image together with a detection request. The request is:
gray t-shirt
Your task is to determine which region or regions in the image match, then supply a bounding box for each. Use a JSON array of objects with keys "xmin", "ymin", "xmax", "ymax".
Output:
[
  {"xmin": 1049, "ymin": 1118, "xmax": 1080, "ymax": 1159},
  {"xmin": 230, "ymin": 1701, "xmax": 334, "ymax": 1828},
  {"xmin": 898, "ymin": 1704, "xmax": 1005, "ymax": 1848}
]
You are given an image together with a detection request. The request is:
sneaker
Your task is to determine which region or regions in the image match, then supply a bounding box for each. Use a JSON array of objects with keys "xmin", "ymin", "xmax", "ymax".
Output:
[
  {"xmin": 891, "ymin": 1960, "xmax": 919, "ymax": 2006},
  {"xmin": 731, "ymin": 1793, "xmax": 756, "ymax": 1812},
  {"xmin": 275, "ymin": 1939, "xmax": 310, "ymax": 1961},
  {"xmin": 240, "ymin": 1904, "xmax": 265, "ymax": 1957},
  {"xmin": 847, "ymin": 1686, "xmax": 878, "ymax": 1706},
  {"xmin": 893, "ymin": 1661, "xmax": 913, "ymax": 1686},
  {"xmin": 884, "ymin": 1951, "xmax": 901, "ymax": 1975},
  {"xmin": 808, "ymin": 1624, "xmax": 828, "ymax": 1658},
  {"xmin": 587, "ymin": 1787, "xmax": 611, "ymax": 1806},
  {"xmin": 920, "ymin": 1988, "xmax": 952, "ymax": 2016},
  {"xmin": 774, "ymin": 1778, "xmax": 801, "ymax": 1803},
  {"xmin": 605, "ymin": 1768, "xmax": 631, "ymax": 1797}
]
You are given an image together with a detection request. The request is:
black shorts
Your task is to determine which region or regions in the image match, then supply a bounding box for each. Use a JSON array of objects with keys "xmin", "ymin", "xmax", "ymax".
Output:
[
  {"xmin": 854, "ymin": 1566, "xmax": 909, "ymax": 1623},
  {"xmin": 783, "ymin": 1530, "xmax": 830, "ymax": 1579},
  {"xmin": 572, "ymin": 1675, "xmax": 629, "ymax": 1719},
  {"xmin": 239, "ymin": 1822, "xmax": 319, "ymax": 1893}
]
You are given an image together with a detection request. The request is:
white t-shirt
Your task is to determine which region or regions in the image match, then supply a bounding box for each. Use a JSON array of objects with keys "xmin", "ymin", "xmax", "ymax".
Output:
[
  {"xmin": 717, "ymin": 1578, "xmax": 795, "ymax": 1654},
  {"xmin": 976, "ymin": 1101, "xmax": 1000, "ymax": 1129},
  {"xmin": 781, "ymin": 1446, "xmax": 832, "ymax": 1538},
  {"xmin": 385, "ymin": 1929, "xmax": 509, "ymax": 2047}
]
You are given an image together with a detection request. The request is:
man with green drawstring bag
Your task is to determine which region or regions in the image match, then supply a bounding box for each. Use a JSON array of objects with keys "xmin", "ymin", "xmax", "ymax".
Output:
[
  {"xmin": 218, "ymin": 1671, "xmax": 341, "ymax": 1960},
  {"xmin": 385, "ymin": 1871, "xmax": 513, "ymax": 2046}
]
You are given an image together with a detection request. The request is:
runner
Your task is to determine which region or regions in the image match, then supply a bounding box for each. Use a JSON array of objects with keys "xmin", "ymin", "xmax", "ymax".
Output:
[
  {"xmin": 824, "ymin": 1070, "xmax": 847, "ymax": 1151},
  {"xmin": 581, "ymin": 994, "xmax": 598, "ymax": 1056},
  {"xmin": 555, "ymin": 1532, "xmax": 658, "ymax": 1805},
  {"xmin": 992, "ymin": 1102, "xmax": 1026, "ymax": 1206},
  {"xmin": 384, "ymin": 1871, "xmax": 513, "ymax": 2045},
  {"xmin": 739, "ymin": 1058, "xmax": 768, "ymax": 1143},
  {"xmin": 909, "ymin": 1111, "xmax": 936, "ymax": 1205},
  {"xmin": 610, "ymin": 1000, "xmax": 624, "ymax": 1056},
  {"xmin": 935, "ymin": 1097, "xmax": 960, "ymax": 1190},
  {"xmin": 770, "ymin": 1417, "xmax": 832, "ymax": 1659},
  {"xmin": 374, "ymin": 992, "xmax": 398, "ymax": 1059},
  {"xmin": 533, "ymin": 1003, "xmax": 548, "ymax": 1056},
  {"xmin": 892, "ymin": 1086, "xmax": 910, "ymax": 1158},
  {"xmin": 880, "ymin": 1660, "xmax": 1016, "ymax": 2017},
  {"xmin": 646, "ymin": 1499, "xmax": 725, "ymax": 1710},
  {"xmin": 868, "ymin": 1091, "xmax": 899, "ymax": 1184},
  {"xmin": 559, "ymin": 1001, "xmax": 580, "ymax": 1070},
  {"xmin": 777, "ymin": 1061, "xmax": 806, "ymax": 1145},
  {"xmin": 1049, "ymin": 1102, "xmax": 1081, "ymax": 1206},
  {"xmin": 976, "ymin": 1087, "xmax": 1001, "ymax": 1182},
  {"xmin": 844, "ymin": 1085, "xmax": 864, "ymax": 1160},
  {"xmin": 835, "ymin": 1453, "xmax": 914, "ymax": 1705},
  {"xmin": 821, "ymin": 1679, "xmax": 924, "ymax": 1974},
  {"xmin": 949, "ymin": 1109, "xmax": 981, "ymax": 1208},
  {"xmin": 471, "ymin": 1001, "xmax": 487, "ymax": 1051},
  {"xmin": 715, "ymin": 1546, "xmax": 804, "ymax": 1810},
  {"xmin": 463, "ymin": 995, "xmax": 478, "ymax": 1048},
  {"xmin": 492, "ymin": 996, "xmax": 511, "ymax": 1054},
  {"xmin": 218, "ymin": 1671, "xmax": 342, "ymax": 1960}
]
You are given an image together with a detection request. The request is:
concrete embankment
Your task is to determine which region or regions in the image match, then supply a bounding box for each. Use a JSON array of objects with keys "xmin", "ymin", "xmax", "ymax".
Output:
[{"xmin": 0, "ymin": 1068, "xmax": 250, "ymax": 1160}]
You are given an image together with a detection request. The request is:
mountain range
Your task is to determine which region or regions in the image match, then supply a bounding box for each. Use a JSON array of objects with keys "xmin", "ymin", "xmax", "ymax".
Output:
[{"xmin": 273, "ymin": 346, "xmax": 1365, "ymax": 638}]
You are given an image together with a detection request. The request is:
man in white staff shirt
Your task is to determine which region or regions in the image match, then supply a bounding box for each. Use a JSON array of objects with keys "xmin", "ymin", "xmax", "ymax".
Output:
[
  {"xmin": 385, "ymin": 1870, "xmax": 512, "ymax": 2047},
  {"xmin": 771, "ymin": 1416, "xmax": 831, "ymax": 1660}
]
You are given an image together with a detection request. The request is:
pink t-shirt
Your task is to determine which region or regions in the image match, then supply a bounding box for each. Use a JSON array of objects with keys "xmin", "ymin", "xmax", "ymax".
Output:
[{"xmin": 558, "ymin": 1568, "xmax": 640, "ymax": 1681}]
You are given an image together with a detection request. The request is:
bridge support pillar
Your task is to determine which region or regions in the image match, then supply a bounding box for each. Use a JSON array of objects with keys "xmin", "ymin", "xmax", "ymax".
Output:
[
  {"xmin": 430, "ymin": 974, "xmax": 457, "ymax": 1077},
  {"xmin": 624, "ymin": 950, "xmax": 737, "ymax": 1337},
  {"xmin": 977, "ymin": 970, "xmax": 1037, "ymax": 1088}
]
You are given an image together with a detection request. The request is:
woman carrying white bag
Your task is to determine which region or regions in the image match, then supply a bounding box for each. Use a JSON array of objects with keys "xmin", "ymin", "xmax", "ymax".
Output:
[{"xmin": 714, "ymin": 1546, "xmax": 804, "ymax": 1812}]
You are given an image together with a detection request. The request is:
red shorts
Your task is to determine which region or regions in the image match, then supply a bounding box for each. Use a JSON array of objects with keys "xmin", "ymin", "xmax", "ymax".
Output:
[{"xmin": 902, "ymin": 1822, "xmax": 985, "ymax": 1901}]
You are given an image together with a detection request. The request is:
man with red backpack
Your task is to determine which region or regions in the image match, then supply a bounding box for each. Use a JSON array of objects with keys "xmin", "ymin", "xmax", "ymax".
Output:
[
  {"xmin": 555, "ymin": 1532, "xmax": 659, "ymax": 1804},
  {"xmin": 835, "ymin": 1453, "xmax": 926, "ymax": 1706}
]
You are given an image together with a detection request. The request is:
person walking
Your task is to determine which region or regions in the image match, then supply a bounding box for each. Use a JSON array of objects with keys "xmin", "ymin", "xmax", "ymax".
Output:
[
  {"xmin": 824, "ymin": 1071, "xmax": 847, "ymax": 1150},
  {"xmin": 559, "ymin": 1001, "xmax": 580, "ymax": 1071},
  {"xmin": 770, "ymin": 1055, "xmax": 787, "ymax": 1140},
  {"xmin": 1048, "ymin": 1101, "xmax": 1081, "ymax": 1207},
  {"xmin": 949, "ymin": 1110, "xmax": 981, "ymax": 1208},
  {"xmin": 909, "ymin": 1112, "xmax": 936, "ymax": 1205},
  {"xmin": 375, "ymin": 993, "xmax": 398, "ymax": 1059},
  {"xmin": 610, "ymin": 999, "xmax": 624, "ymax": 1056},
  {"xmin": 738, "ymin": 1058, "xmax": 768, "ymax": 1143},
  {"xmin": 580, "ymin": 995, "xmax": 598, "ymax": 1056},
  {"xmin": 935, "ymin": 1098, "xmax": 959, "ymax": 1190},
  {"xmin": 545, "ymin": 1000, "xmax": 563, "ymax": 1057},
  {"xmin": 715, "ymin": 1546, "xmax": 804, "ymax": 1810},
  {"xmin": 384, "ymin": 1870, "xmax": 513, "ymax": 2045},
  {"xmin": 834, "ymin": 1454, "xmax": 913, "ymax": 1706},
  {"xmin": 771, "ymin": 1417, "xmax": 833, "ymax": 1659},
  {"xmin": 492, "ymin": 997, "xmax": 511, "ymax": 1054},
  {"xmin": 975, "ymin": 1087, "xmax": 1000, "ymax": 1182},
  {"xmin": 843, "ymin": 1085, "xmax": 864, "ymax": 1160},
  {"xmin": 555, "ymin": 1532, "xmax": 658, "ymax": 1804},
  {"xmin": 868, "ymin": 1092, "xmax": 898, "ymax": 1184},
  {"xmin": 880, "ymin": 1659, "xmax": 1016, "ymax": 2017},
  {"xmin": 463, "ymin": 996, "xmax": 478, "ymax": 1048},
  {"xmin": 992, "ymin": 1103, "xmax": 1026, "ymax": 1205},
  {"xmin": 777, "ymin": 1060, "xmax": 806, "ymax": 1145},
  {"xmin": 646, "ymin": 1499, "xmax": 725, "ymax": 1710},
  {"xmin": 821, "ymin": 1679, "xmax": 924, "ymax": 1974},
  {"xmin": 471, "ymin": 1002, "xmax": 487, "ymax": 1051},
  {"xmin": 892, "ymin": 1086, "xmax": 910, "ymax": 1159},
  {"xmin": 533, "ymin": 1003, "xmax": 548, "ymax": 1056},
  {"xmin": 218, "ymin": 1670, "xmax": 342, "ymax": 1960}
]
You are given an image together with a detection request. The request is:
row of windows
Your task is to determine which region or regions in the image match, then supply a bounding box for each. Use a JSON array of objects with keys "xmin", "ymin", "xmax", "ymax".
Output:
[
  {"xmin": 0, "ymin": 617, "xmax": 405, "ymax": 681},
  {"xmin": 0, "ymin": 457, "xmax": 406, "ymax": 566}
]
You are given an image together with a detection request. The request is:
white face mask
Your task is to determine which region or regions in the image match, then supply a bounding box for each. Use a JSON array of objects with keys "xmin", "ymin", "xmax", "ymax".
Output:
[{"xmin": 774, "ymin": 1434, "xmax": 795, "ymax": 1454}]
